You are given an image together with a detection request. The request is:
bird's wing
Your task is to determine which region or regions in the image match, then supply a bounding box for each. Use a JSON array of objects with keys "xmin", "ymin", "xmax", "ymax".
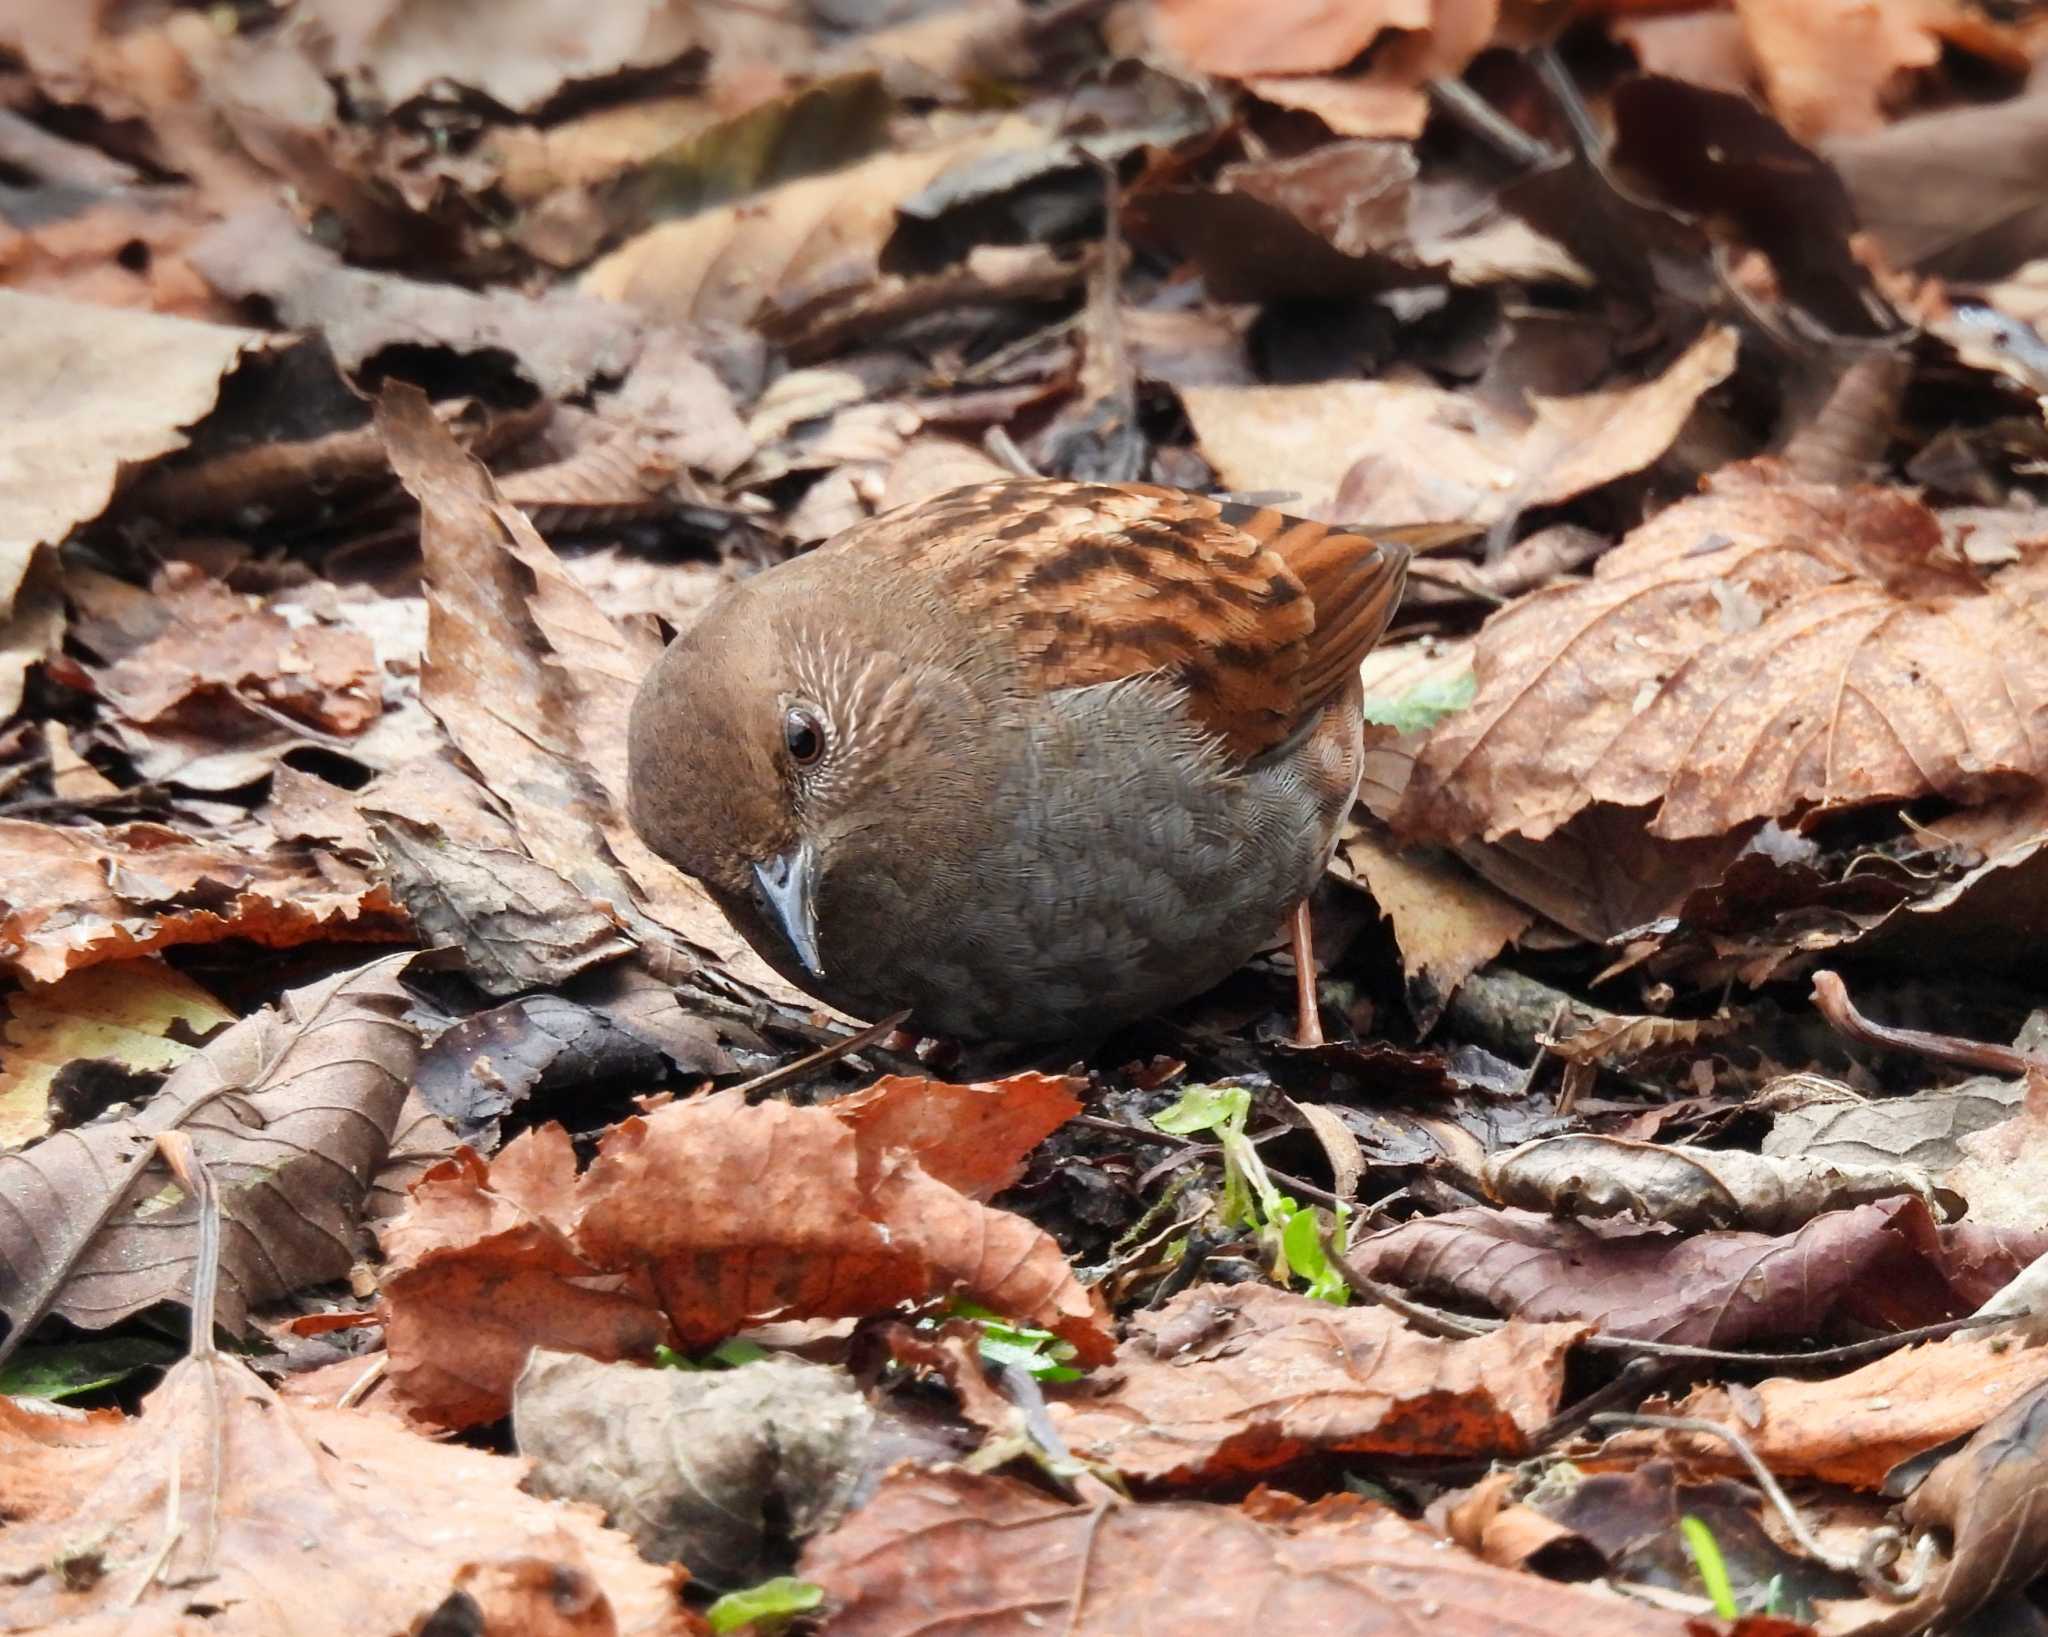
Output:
[{"xmin": 831, "ymin": 479, "xmax": 1410, "ymax": 762}]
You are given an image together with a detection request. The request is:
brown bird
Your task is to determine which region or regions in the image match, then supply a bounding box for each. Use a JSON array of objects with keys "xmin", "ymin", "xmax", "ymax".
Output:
[{"xmin": 627, "ymin": 479, "xmax": 1409, "ymax": 1044}]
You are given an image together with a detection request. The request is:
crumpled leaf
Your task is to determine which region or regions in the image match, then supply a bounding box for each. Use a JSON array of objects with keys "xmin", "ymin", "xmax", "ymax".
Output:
[
  {"xmin": 377, "ymin": 383, "xmax": 799, "ymax": 1003},
  {"xmin": 0, "ymin": 953, "xmax": 429, "ymax": 1339},
  {"xmin": 1669, "ymin": 1333, "xmax": 2048, "ymax": 1490},
  {"xmin": 515, "ymin": 1348, "xmax": 875, "ymax": 1588},
  {"xmin": 1354, "ymin": 1198, "xmax": 1996, "ymax": 1347},
  {"xmin": 1762, "ymin": 1072, "xmax": 2025, "ymax": 1173},
  {"xmin": 1047, "ymin": 1283, "xmax": 1581, "ymax": 1484},
  {"xmin": 1830, "ymin": 1376, "xmax": 2048, "ymax": 1635},
  {"xmin": 89, "ymin": 560, "xmax": 381, "ymax": 736},
  {"xmin": 360, "ymin": 754, "xmax": 636, "ymax": 998},
  {"xmin": 193, "ymin": 205, "xmax": 645, "ymax": 400},
  {"xmin": 0, "ymin": 1350, "xmax": 699, "ymax": 1635},
  {"xmin": 0, "ymin": 817, "xmax": 408, "ymax": 984},
  {"xmin": 1401, "ymin": 461, "xmax": 2048, "ymax": 845},
  {"xmin": 1332, "ymin": 821, "xmax": 1531, "ymax": 1032},
  {"xmin": 381, "ymin": 1091, "xmax": 1112, "ymax": 1429},
  {"xmin": 0, "ymin": 958, "xmax": 233, "ymax": 1150},
  {"xmin": 1930, "ymin": 1071, "xmax": 2048, "ymax": 1232},
  {"xmin": 1483, "ymin": 1133, "xmax": 1947, "ymax": 1234},
  {"xmin": 801, "ymin": 1464, "xmax": 1696, "ymax": 1637}
]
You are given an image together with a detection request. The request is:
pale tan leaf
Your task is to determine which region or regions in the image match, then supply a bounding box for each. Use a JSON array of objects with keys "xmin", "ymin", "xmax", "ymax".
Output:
[
  {"xmin": 0, "ymin": 959, "xmax": 233, "ymax": 1150},
  {"xmin": 1182, "ymin": 325, "xmax": 1735, "ymax": 526},
  {"xmin": 0, "ymin": 1353, "xmax": 698, "ymax": 1634}
]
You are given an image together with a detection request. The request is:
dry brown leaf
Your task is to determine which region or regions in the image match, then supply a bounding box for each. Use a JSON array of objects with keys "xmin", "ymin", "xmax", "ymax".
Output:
[
  {"xmin": 0, "ymin": 816, "xmax": 408, "ymax": 983},
  {"xmin": 378, "ymin": 384, "xmax": 801, "ymax": 1002},
  {"xmin": 828, "ymin": 1071, "xmax": 1085, "ymax": 1200},
  {"xmin": 1932, "ymin": 1071, "xmax": 2048, "ymax": 1232},
  {"xmin": 1836, "ymin": 1377, "xmax": 2048, "ymax": 1635},
  {"xmin": 302, "ymin": 0, "xmax": 701, "ymax": 113},
  {"xmin": 1400, "ymin": 461, "xmax": 2048, "ymax": 845},
  {"xmin": 0, "ymin": 953, "xmax": 427, "ymax": 1340},
  {"xmin": 380, "ymin": 1128, "xmax": 669, "ymax": 1432},
  {"xmin": 583, "ymin": 120, "xmax": 1044, "ymax": 330},
  {"xmin": 1829, "ymin": 89, "xmax": 2048, "ymax": 280},
  {"xmin": 1355, "ymin": 1199, "xmax": 1982, "ymax": 1347},
  {"xmin": 0, "ymin": 1351, "xmax": 699, "ymax": 1634},
  {"xmin": 193, "ymin": 206, "xmax": 645, "ymax": 399},
  {"xmin": 1150, "ymin": 0, "xmax": 1426, "ymax": 77},
  {"xmin": 1483, "ymin": 1133, "xmax": 1944, "ymax": 1234},
  {"xmin": 1181, "ymin": 325, "xmax": 1735, "ymax": 525},
  {"xmin": 801, "ymin": 1463, "xmax": 1695, "ymax": 1636},
  {"xmin": 515, "ymin": 1348, "xmax": 875, "ymax": 1588},
  {"xmin": 360, "ymin": 753, "xmax": 637, "ymax": 997},
  {"xmin": 1048, "ymin": 1283, "xmax": 1580, "ymax": 1483},
  {"xmin": 1333, "ymin": 823, "xmax": 1531, "ymax": 1030},
  {"xmin": 576, "ymin": 1092, "xmax": 1114, "ymax": 1365},
  {"xmin": 92, "ymin": 560, "xmax": 381, "ymax": 736},
  {"xmin": 382, "ymin": 1091, "xmax": 1113, "ymax": 1429},
  {"xmin": 1671, "ymin": 1333, "xmax": 2048, "ymax": 1490},
  {"xmin": 1734, "ymin": 0, "xmax": 2020, "ymax": 142},
  {"xmin": 0, "ymin": 958, "xmax": 232, "ymax": 1150},
  {"xmin": 0, "ymin": 292, "xmax": 265, "ymax": 716}
]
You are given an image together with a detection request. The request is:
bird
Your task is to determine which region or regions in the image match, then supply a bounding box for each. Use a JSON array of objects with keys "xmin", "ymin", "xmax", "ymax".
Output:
[{"xmin": 626, "ymin": 478, "xmax": 1409, "ymax": 1044}]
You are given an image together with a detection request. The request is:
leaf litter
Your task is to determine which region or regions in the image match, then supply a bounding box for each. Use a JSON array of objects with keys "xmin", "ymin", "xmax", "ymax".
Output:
[{"xmin": 9, "ymin": 2, "xmax": 2048, "ymax": 1633}]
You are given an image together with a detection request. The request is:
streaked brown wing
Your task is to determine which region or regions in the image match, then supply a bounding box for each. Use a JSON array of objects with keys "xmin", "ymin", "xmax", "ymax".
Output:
[{"xmin": 831, "ymin": 479, "xmax": 1409, "ymax": 762}]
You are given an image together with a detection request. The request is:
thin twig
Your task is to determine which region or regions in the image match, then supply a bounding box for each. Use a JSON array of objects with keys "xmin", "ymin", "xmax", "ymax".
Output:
[
  {"xmin": 1813, "ymin": 970, "xmax": 2047, "ymax": 1078},
  {"xmin": 1328, "ymin": 1240, "xmax": 1499, "ymax": 1339},
  {"xmin": 335, "ymin": 1354, "xmax": 390, "ymax": 1410},
  {"xmin": 723, "ymin": 1009, "xmax": 912, "ymax": 1100},
  {"xmin": 1426, "ymin": 77, "xmax": 1559, "ymax": 171},
  {"xmin": 1590, "ymin": 1412, "xmax": 1865, "ymax": 1573}
]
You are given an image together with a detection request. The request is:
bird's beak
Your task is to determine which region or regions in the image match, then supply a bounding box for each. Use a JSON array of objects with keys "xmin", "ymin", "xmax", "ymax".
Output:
[{"xmin": 751, "ymin": 842, "xmax": 825, "ymax": 980}]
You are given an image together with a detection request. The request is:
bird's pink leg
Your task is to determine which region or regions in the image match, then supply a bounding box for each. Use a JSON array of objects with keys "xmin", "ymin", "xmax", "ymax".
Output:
[{"xmin": 1291, "ymin": 899, "xmax": 1324, "ymax": 1047}]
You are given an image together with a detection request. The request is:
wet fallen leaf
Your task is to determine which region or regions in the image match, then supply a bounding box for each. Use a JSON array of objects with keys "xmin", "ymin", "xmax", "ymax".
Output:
[
  {"xmin": 1048, "ymin": 1282, "xmax": 1580, "ymax": 1483},
  {"xmin": 0, "ymin": 958, "xmax": 232, "ymax": 1149},
  {"xmin": 0, "ymin": 1350, "xmax": 700, "ymax": 1634},
  {"xmin": 382, "ymin": 1091, "xmax": 1113, "ymax": 1428},
  {"xmin": 802, "ymin": 1463, "xmax": 1695, "ymax": 1636},
  {"xmin": 516, "ymin": 1348, "xmax": 875, "ymax": 1587},
  {"xmin": 0, "ymin": 816, "xmax": 408, "ymax": 983},
  {"xmin": 1401, "ymin": 461, "xmax": 2048, "ymax": 845},
  {"xmin": 0, "ymin": 953, "xmax": 427, "ymax": 1341}
]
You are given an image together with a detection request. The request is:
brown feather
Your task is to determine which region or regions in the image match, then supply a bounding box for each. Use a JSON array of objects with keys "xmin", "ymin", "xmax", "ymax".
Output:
[{"xmin": 827, "ymin": 479, "xmax": 1409, "ymax": 762}]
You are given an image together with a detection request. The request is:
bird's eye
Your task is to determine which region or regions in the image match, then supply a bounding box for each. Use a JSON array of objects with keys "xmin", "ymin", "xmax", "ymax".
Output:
[{"xmin": 783, "ymin": 705, "xmax": 826, "ymax": 767}]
